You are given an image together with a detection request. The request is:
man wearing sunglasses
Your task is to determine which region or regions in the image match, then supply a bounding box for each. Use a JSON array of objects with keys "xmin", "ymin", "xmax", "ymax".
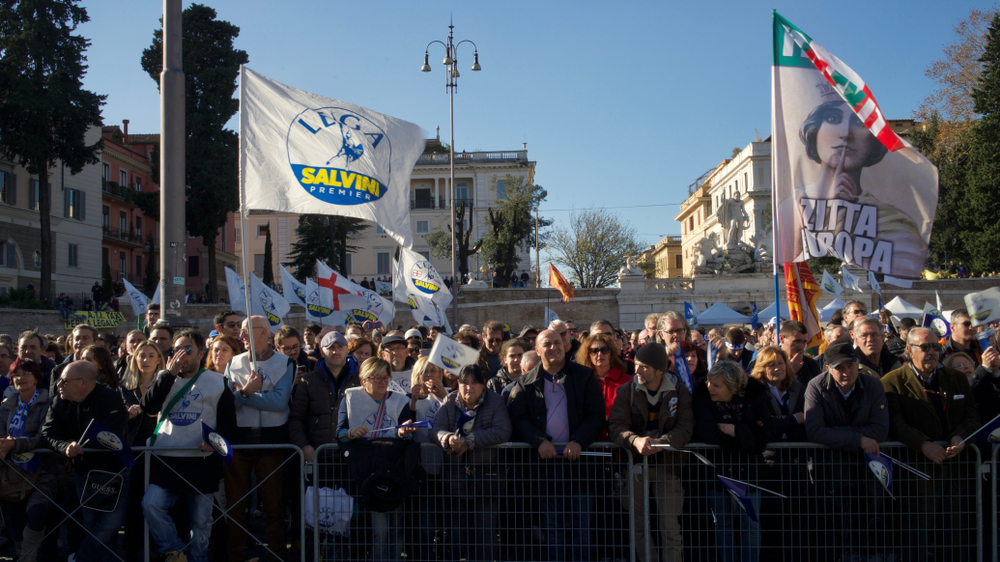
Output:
[
  {"xmin": 882, "ymin": 327, "xmax": 981, "ymax": 561},
  {"xmin": 214, "ymin": 310, "xmax": 245, "ymax": 350},
  {"xmin": 480, "ymin": 320, "xmax": 506, "ymax": 376},
  {"xmin": 941, "ymin": 309, "xmax": 985, "ymax": 365}
]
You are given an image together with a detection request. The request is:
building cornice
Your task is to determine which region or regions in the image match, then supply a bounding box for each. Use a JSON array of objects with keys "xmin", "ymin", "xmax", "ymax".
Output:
[{"xmin": 102, "ymin": 148, "xmax": 152, "ymax": 175}]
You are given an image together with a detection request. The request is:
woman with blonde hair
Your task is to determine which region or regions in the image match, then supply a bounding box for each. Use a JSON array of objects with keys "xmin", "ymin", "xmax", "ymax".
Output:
[
  {"xmin": 410, "ymin": 356, "xmax": 448, "ymax": 562},
  {"xmin": 749, "ymin": 346, "xmax": 806, "ymax": 441}
]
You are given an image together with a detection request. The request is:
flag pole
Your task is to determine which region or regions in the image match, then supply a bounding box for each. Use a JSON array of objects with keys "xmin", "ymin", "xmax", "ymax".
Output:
[
  {"xmin": 769, "ymin": 15, "xmax": 782, "ymax": 335},
  {"xmin": 238, "ymin": 65, "xmax": 259, "ymax": 368}
]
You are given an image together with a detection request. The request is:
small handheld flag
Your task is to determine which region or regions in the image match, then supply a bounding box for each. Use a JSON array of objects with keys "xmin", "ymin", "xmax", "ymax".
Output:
[
  {"xmin": 707, "ymin": 338, "xmax": 719, "ymax": 370},
  {"xmin": 841, "ymin": 266, "xmax": 862, "ymax": 293},
  {"xmin": 684, "ymin": 302, "xmax": 700, "ymax": 328},
  {"xmin": 865, "ymin": 452, "xmax": 894, "ymax": 498},
  {"xmin": 959, "ymin": 413, "xmax": 1000, "ymax": 446},
  {"xmin": 921, "ymin": 302, "xmax": 951, "ymax": 338},
  {"xmin": 717, "ymin": 476, "xmax": 760, "ymax": 523},
  {"xmin": 672, "ymin": 346, "xmax": 694, "ymax": 392},
  {"xmin": 6, "ymin": 427, "xmax": 42, "ymax": 474},
  {"xmin": 867, "ymin": 271, "xmax": 881, "ymax": 296},
  {"xmin": 201, "ymin": 421, "xmax": 233, "ymax": 468},
  {"xmin": 81, "ymin": 419, "xmax": 135, "ymax": 468},
  {"xmin": 548, "ymin": 263, "xmax": 574, "ymax": 302},
  {"xmin": 750, "ymin": 302, "xmax": 760, "ymax": 330},
  {"xmin": 820, "ymin": 270, "xmax": 843, "ymax": 297},
  {"xmin": 428, "ymin": 335, "xmax": 482, "ymax": 376},
  {"xmin": 964, "ymin": 286, "xmax": 1000, "ymax": 327}
]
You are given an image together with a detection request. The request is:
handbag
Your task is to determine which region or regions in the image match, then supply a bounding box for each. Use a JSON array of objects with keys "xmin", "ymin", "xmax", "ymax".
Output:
[{"xmin": 0, "ymin": 461, "xmax": 38, "ymax": 502}]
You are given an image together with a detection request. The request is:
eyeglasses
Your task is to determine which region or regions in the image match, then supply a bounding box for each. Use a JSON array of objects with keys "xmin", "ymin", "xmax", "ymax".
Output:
[
  {"xmin": 223, "ymin": 321, "xmax": 239, "ymax": 328},
  {"xmin": 568, "ymin": 328, "xmax": 578, "ymax": 334},
  {"xmin": 56, "ymin": 377, "xmax": 84, "ymax": 386},
  {"xmin": 589, "ymin": 347, "xmax": 611, "ymax": 356},
  {"xmin": 850, "ymin": 309, "xmax": 867, "ymax": 315},
  {"xmin": 487, "ymin": 338, "xmax": 502, "ymax": 344},
  {"xmin": 910, "ymin": 342, "xmax": 943, "ymax": 353},
  {"xmin": 367, "ymin": 375, "xmax": 390, "ymax": 383},
  {"xmin": 951, "ymin": 362, "xmax": 974, "ymax": 370},
  {"xmin": 662, "ymin": 328, "xmax": 686, "ymax": 336},
  {"xmin": 958, "ymin": 321, "xmax": 972, "ymax": 328}
]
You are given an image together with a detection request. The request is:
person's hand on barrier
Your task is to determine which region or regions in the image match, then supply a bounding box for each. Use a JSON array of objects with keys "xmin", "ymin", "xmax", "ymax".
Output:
[
  {"xmin": 945, "ymin": 435, "xmax": 966, "ymax": 458},
  {"xmin": 349, "ymin": 426, "xmax": 369, "ymax": 439},
  {"xmin": 198, "ymin": 441, "xmax": 214, "ymax": 453},
  {"xmin": 242, "ymin": 373, "xmax": 264, "ymax": 395},
  {"xmin": 303, "ymin": 445, "xmax": 315, "ymax": 463},
  {"xmin": 65, "ymin": 441, "xmax": 84, "ymax": 458},
  {"xmin": 859, "ymin": 436, "xmax": 879, "ymax": 455},
  {"xmin": 563, "ymin": 441, "xmax": 582, "ymax": 461},
  {"xmin": 633, "ymin": 436, "xmax": 657, "ymax": 456},
  {"xmin": 448, "ymin": 435, "xmax": 470, "ymax": 456},
  {"xmin": 921, "ymin": 440, "xmax": 948, "ymax": 464},
  {"xmin": 538, "ymin": 439, "xmax": 557, "ymax": 459},
  {"xmin": 718, "ymin": 423, "xmax": 736, "ymax": 437},
  {"xmin": 0, "ymin": 437, "xmax": 15, "ymax": 457},
  {"xmin": 397, "ymin": 422, "xmax": 419, "ymax": 438}
]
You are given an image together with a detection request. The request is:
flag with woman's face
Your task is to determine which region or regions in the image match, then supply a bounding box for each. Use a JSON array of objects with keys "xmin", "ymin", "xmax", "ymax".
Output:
[{"xmin": 771, "ymin": 12, "xmax": 937, "ymax": 280}]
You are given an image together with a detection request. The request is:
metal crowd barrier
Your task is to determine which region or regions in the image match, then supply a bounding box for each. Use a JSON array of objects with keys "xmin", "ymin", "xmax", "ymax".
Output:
[{"xmin": 0, "ymin": 440, "xmax": 990, "ymax": 562}]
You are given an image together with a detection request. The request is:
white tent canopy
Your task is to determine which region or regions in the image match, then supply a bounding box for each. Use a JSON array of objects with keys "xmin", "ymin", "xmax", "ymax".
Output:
[
  {"xmin": 757, "ymin": 302, "xmax": 788, "ymax": 322},
  {"xmin": 819, "ymin": 298, "xmax": 846, "ymax": 322},
  {"xmin": 884, "ymin": 296, "xmax": 923, "ymax": 320},
  {"xmin": 696, "ymin": 301, "xmax": 752, "ymax": 325}
]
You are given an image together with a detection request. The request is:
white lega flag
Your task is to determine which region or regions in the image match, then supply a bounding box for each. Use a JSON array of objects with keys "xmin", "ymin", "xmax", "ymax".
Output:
[
  {"xmin": 841, "ymin": 265, "xmax": 862, "ymax": 293},
  {"xmin": 279, "ymin": 264, "xmax": 308, "ymax": 307},
  {"xmin": 316, "ymin": 261, "xmax": 394, "ymax": 327},
  {"xmin": 545, "ymin": 306, "xmax": 560, "ymax": 327},
  {"xmin": 867, "ymin": 271, "xmax": 882, "ymax": 296},
  {"xmin": 304, "ymin": 277, "xmax": 346, "ymax": 326},
  {"xmin": 393, "ymin": 247, "xmax": 452, "ymax": 309},
  {"xmin": 224, "ymin": 267, "xmax": 291, "ymax": 333},
  {"xmin": 122, "ymin": 278, "xmax": 151, "ymax": 316},
  {"xmin": 428, "ymin": 334, "xmax": 482, "ymax": 376},
  {"xmin": 241, "ymin": 67, "xmax": 424, "ymax": 246},
  {"xmin": 819, "ymin": 270, "xmax": 843, "ymax": 297},
  {"xmin": 401, "ymin": 291, "xmax": 452, "ymax": 334}
]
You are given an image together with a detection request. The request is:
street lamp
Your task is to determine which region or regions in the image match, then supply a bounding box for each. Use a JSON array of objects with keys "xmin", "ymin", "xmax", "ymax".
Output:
[{"xmin": 422, "ymin": 19, "xmax": 480, "ymax": 328}]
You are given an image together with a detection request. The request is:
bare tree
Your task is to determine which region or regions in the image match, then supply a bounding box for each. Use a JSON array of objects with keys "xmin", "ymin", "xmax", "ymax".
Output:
[{"xmin": 548, "ymin": 208, "xmax": 644, "ymax": 288}]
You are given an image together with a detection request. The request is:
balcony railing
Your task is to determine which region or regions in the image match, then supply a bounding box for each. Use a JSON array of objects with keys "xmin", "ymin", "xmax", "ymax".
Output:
[
  {"xmin": 103, "ymin": 227, "xmax": 145, "ymax": 246},
  {"xmin": 416, "ymin": 150, "xmax": 528, "ymax": 166},
  {"xmin": 410, "ymin": 198, "xmax": 472, "ymax": 210},
  {"xmin": 101, "ymin": 179, "xmax": 138, "ymax": 205}
]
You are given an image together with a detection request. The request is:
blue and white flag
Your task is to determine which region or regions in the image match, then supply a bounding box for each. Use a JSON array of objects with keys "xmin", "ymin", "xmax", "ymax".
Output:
[
  {"xmin": 820, "ymin": 270, "xmax": 843, "ymax": 297},
  {"xmin": 921, "ymin": 302, "xmax": 951, "ymax": 338},
  {"xmin": 841, "ymin": 265, "xmax": 862, "ymax": 293},
  {"xmin": 122, "ymin": 278, "xmax": 151, "ymax": 317},
  {"xmin": 393, "ymin": 247, "xmax": 452, "ymax": 310},
  {"xmin": 279, "ymin": 264, "xmax": 308, "ymax": 307},
  {"xmin": 865, "ymin": 452, "xmax": 894, "ymax": 497},
  {"xmin": 960, "ymin": 413, "xmax": 1000, "ymax": 445},
  {"xmin": 544, "ymin": 306, "xmax": 560, "ymax": 327},
  {"xmin": 81, "ymin": 419, "xmax": 134, "ymax": 468},
  {"xmin": 672, "ymin": 346, "xmax": 694, "ymax": 392},
  {"xmin": 750, "ymin": 302, "xmax": 760, "ymax": 330},
  {"xmin": 240, "ymin": 67, "xmax": 424, "ymax": 247},
  {"xmin": 717, "ymin": 475, "xmax": 759, "ymax": 523},
  {"xmin": 707, "ymin": 338, "xmax": 720, "ymax": 370},
  {"xmin": 374, "ymin": 280, "xmax": 393, "ymax": 298},
  {"xmin": 965, "ymin": 286, "xmax": 1000, "ymax": 327},
  {"xmin": 684, "ymin": 302, "xmax": 699, "ymax": 328},
  {"xmin": 403, "ymin": 291, "xmax": 451, "ymax": 334},
  {"xmin": 201, "ymin": 421, "xmax": 233, "ymax": 468},
  {"xmin": 976, "ymin": 327, "xmax": 995, "ymax": 353},
  {"xmin": 867, "ymin": 271, "xmax": 882, "ymax": 296},
  {"xmin": 428, "ymin": 334, "xmax": 481, "ymax": 376},
  {"xmin": 225, "ymin": 267, "xmax": 291, "ymax": 333},
  {"xmin": 6, "ymin": 427, "xmax": 42, "ymax": 474}
]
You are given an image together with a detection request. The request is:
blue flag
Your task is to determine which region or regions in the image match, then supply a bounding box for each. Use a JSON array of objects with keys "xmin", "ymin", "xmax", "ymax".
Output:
[
  {"xmin": 750, "ymin": 302, "xmax": 759, "ymax": 330},
  {"xmin": 966, "ymin": 413, "xmax": 1000, "ymax": 445},
  {"xmin": 865, "ymin": 452, "xmax": 893, "ymax": 496},
  {"xmin": 6, "ymin": 427, "xmax": 43, "ymax": 474},
  {"xmin": 684, "ymin": 302, "xmax": 699, "ymax": 328},
  {"xmin": 201, "ymin": 421, "xmax": 233, "ymax": 468},
  {"xmin": 81, "ymin": 419, "xmax": 134, "ymax": 467},
  {"xmin": 717, "ymin": 475, "xmax": 759, "ymax": 523},
  {"xmin": 921, "ymin": 302, "xmax": 951, "ymax": 338},
  {"xmin": 707, "ymin": 338, "xmax": 719, "ymax": 370},
  {"xmin": 672, "ymin": 346, "xmax": 694, "ymax": 392}
]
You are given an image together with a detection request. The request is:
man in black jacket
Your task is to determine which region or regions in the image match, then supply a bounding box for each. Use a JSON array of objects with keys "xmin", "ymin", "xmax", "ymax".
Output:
[
  {"xmin": 851, "ymin": 317, "xmax": 900, "ymax": 378},
  {"xmin": 509, "ymin": 329, "xmax": 604, "ymax": 561},
  {"xmin": 42, "ymin": 361, "xmax": 130, "ymax": 562}
]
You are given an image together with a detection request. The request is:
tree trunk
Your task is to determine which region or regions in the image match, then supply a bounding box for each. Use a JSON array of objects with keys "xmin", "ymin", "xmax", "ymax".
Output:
[{"xmin": 38, "ymin": 164, "xmax": 52, "ymax": 304}]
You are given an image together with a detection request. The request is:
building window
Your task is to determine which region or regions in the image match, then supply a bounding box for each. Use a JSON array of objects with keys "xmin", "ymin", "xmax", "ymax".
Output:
[
  {"xmin": 188, "ymin": 255, "xmax": 200, "ymax": 277},
  {"xmin": 29, "ymin": 179, "xmax": 43, "ymax": 211},
  {"xmin": 221, "ymin": 226, "xmax": 226, "ymax": 252},
  {"xmin": 376, "ymin": 252, "xmax": 390, "ymax": 275},
  {"xmin": 455, "ymin": 182, "xmax": 469, "ymax": 203},
  {"xmin": 413, "ymin": 187, "xmax": 433, "ymax": 209},
  {"xmin": 134, "ymin": 178, "xmax": 142, "ymax": 191},
  {"xmin": 688, "ymin": 217, "xmax": 694, "ymax": 232},
  {"xmin": 119, "ymin": 210, "xmax": 127, "ymax": 232},
  {"xmin": 418, "ymin": 250, "xmax": 431, "ymax": 260},
  {"xmin": 135, "ymin": 216, "xmax": 142, "ymax": 238},
  {"xmin": 64, "ymin": 188, "xmax": 85, "ymax": 220},
  {"xmin": 675, "ymin": 254, "xmax": 682, "ymax": 270},
  {"xmin": 68, "ymin": 243, "xmax": 78, "ymax": 267},
  {"xmin": 0, "ymin": 171, "xmax": 13, "ymax": 205},
  {"xmin": 120, "ymin": 170, "xmax": 127, "ymax": 186},
  {"xmin": 256, "ymin": 224, "xmax": 268, "ymax": 237},
  {"xmin": 376, "ymin": 224, "xmax": 386, "ymax": 236},
  {"xmin": 415, "ymin": 220, "xmax": 429, "ymax": 234},
  {"xmin": 0, "ymin": 240, "xmax": 15, "ymax": 268},
  {"xmin": 102, "ymin": 206, "xmax": 110, "ymax": 228},
  {"xmin": 103, "ymin": 163, "xmax": 110, "ymax": 180},
  {"xmin": 495, "ymin": 179, "xmax": 506, "ymax": 200}
]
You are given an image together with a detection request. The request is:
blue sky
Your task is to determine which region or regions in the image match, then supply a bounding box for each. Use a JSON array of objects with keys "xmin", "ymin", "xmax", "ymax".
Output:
[{"xmin": 79, "ymin": 0, "xmax": 992, "ymax": 250}]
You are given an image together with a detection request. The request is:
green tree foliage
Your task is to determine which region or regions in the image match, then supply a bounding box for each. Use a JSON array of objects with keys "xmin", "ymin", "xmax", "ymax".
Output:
[
  {"xmin": 0, "ymin": 0, "xmax": 105, "ymax": 303},
  {"xmin": 139, "ymin": 4, "xmax": 248, "ymax": 303},
  {"xmin": 966, "ymin": 13, "xmax": 1000, "ymax": 272},
  {"xmin": 286, "ymin": 215, "xmax": 369, "ymax": 280},
  {"xmin": 479, "ymin": 175, "xmax": 550, "ymax": 288},
  {"xmin": 425, "ymin": 201, "xmax": 481, "ymax": 282},
  {"xmin": 262, "ymin": 223, "xmax": 274, "ymax": 285},
  {"xmin": 637, "ymin": 252, "xmax": 657, "ymax": 279},
  {"xmin": 549, "ymin": 208, "xmax": 644, "ymax": 288},
  {"xmin": 143, "ymin": 235, "xmax": 158, "ymax": 295}
]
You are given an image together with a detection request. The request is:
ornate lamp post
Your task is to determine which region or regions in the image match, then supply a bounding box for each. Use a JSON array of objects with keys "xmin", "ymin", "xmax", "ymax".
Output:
[{"xmin": 422, "ymin": 19, "xmax": 480, "ymax": 326}]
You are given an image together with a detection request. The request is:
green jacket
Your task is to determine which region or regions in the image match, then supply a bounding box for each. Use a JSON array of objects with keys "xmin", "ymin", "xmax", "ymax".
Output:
[{"xmin": 881, "ymin": 364, "xmax": 981, "ymax": 452}]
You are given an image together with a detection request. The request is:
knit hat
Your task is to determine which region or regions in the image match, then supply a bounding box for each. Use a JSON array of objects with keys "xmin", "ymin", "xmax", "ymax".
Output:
[{"xmin": 634, "ymin": 343, "xmax": 669, "ymax": 373}]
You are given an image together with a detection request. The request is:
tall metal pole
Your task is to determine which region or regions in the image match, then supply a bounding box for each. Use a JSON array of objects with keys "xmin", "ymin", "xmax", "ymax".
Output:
[
  {"xmin": 160, "ymin": 0, "xmax": 188, "ymax": 326},
  {"xmin": 535, "ymin": 208, "xmax": 540, "ymax": 288}
]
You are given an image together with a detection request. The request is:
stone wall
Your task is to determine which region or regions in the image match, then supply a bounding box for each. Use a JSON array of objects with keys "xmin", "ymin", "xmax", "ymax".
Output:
[{"xmin": 451, "ymin": 288, "xmax": 619, "ymax": 332}]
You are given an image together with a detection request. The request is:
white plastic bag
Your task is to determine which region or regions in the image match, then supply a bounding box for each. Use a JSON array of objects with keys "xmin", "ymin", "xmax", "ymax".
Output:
[{"xmin": 304, "ymin": 486, "xmax": 352, "ymax": 536}]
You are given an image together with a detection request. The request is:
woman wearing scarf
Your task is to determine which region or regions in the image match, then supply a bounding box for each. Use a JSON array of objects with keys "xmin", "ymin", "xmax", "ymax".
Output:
[
  {"xmin": 430, "ymin": 364, "xmax": 511, "ymax": 562},
  {"xmin": 0, "ymin": 359, "xmax": 59, "ymax": 562}
]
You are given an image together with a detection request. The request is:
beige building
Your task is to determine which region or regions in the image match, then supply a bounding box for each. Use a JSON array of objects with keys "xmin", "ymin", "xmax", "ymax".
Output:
[
  {"xmin": 641, "ymin": 236, "xmax": 684, "ymax": 278},
  {"xmin": 0, "ymin": 126, "xmax": 104, "ymax": 300},
  {"xmin": 676, "ymin": 140, "xmax": 773, "ymax": 276},
  {"xmin": 237, "ymin": 138, "xmax": 537, "ymax": 286}
]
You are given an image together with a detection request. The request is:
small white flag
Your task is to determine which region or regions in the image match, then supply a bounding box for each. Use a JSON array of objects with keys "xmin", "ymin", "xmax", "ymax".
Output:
[
  {"xmin": 935, "ymin": 290, "xmax": 944, "ymax": 312},
  {"xmin": 544, "ymin": 306, "xmax": 560, "ymax": 327},
  {"xmin": 393, "ymin": 247, "xmax": 452, "ymax": 310},
  {"xmin": 224, "ymin": 267, "xmax": 291, "ymax": 333},
  {"xmin": 279, "ymin": 264, "xmax": 308, "ymax": 307},
  {"xmin": 820, "ymin": 270, "xmax": 843, "ymax": 297},
  {"xmin": 867, "ymin": 271, "xmax": 881, "ymax": 296},
  {"xmin": 429, "ymin": 334, "xmax": 482, "ymax": 375},
  {"xmin": 122, "ymin": 278, "xmax": 151, "ymax": 317},
  {"xmin": 841, "ymin": 265, "xmax": 862, "ymax": 293},
  {"xmin": 965, "ymin": 287, "xmax": 1000, "ymax": 327}
]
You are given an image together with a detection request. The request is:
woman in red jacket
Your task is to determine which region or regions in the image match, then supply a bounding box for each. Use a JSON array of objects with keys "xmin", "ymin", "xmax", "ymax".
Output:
[{"xmin": 575, "ymin": 332, "xmax": 632, "ymax": 438}]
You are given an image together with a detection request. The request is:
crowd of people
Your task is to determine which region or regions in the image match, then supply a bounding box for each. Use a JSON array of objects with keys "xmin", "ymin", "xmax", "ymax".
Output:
[{"xmin": 0, "ymin": 299, "xmax": 997, "ymax": 562}]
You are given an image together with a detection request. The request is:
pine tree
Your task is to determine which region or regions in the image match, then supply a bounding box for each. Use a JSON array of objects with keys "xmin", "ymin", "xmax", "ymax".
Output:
[
  {"xmin": 966, "ymin": 13, "xmax": 1000, "ymax": 272},
  {"xmin": 262, "ymin": 223, "xmax": 274, "ymax": 285},
  {"xmin": 143, "ymin": 235, "xmax": 158, "ymax": 295},
  {"xmin": 286, "ymin": 216, "xmax": 369, "ymax": 279},
  {"xmin": 479, "ymin": 175, "xmax": 551, "ymax": 287},
  {"xmin": 0, "ymin": 0, "xmax": 105, "ymax": 303},
  {"xmin": 139, "ymin": 4, "xmax": 248, "ymax": 303}
]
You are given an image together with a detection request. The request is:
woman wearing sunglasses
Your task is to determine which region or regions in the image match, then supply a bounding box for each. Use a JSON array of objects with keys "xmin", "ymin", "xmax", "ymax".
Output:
[{"xmin": 576, "ymin": 332, "xmax": 631, "ymax": 439}]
